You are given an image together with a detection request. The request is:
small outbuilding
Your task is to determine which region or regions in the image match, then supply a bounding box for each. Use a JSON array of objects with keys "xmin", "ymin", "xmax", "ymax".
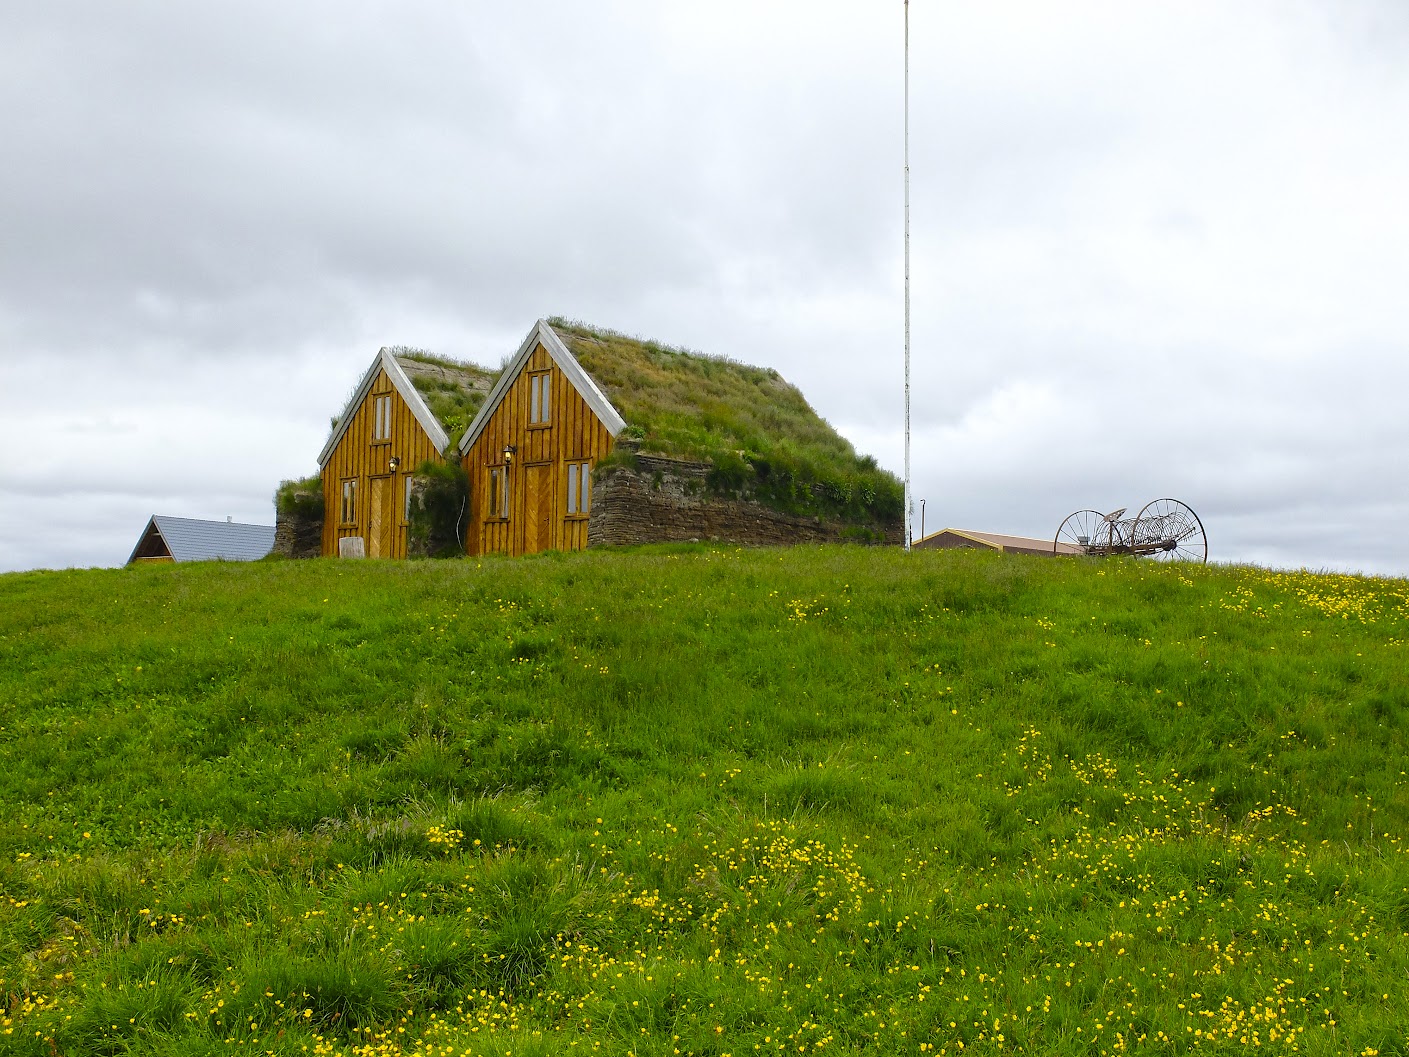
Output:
[
  {"xmin": 127, "ymin": 515, "xmax": 275, "ymax": 564},
  {"xmin": 915, "ymin": 528, "xmax": 1082, "ymax": 558}
]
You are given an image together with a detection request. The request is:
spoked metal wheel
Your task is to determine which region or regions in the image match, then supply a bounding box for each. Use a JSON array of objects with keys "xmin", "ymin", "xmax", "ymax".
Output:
[
  {"xmin": 1054, "ymin": 509, "xmax": 1106, "ymax": 556},
  {"xmin": 1133, "ymin": 498, "xmax": 1207, "ymax": 563}
]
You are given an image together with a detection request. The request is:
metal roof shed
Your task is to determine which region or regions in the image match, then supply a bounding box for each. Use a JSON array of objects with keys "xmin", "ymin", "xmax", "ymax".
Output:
[
  {"xmin": 915, "ymin": 528, "xmax": 1083, "ymax": 558},
  {"xmin": 127, "ymin": 515, "xmax": 276, "ymax": 564}
]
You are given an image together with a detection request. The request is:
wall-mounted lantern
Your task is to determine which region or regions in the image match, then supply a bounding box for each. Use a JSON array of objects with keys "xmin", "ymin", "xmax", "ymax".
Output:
[
  {"xmin": 502, "ymin": 444, "xmax": 516, "ymax": 466},
  {"xmin": 388, "ymin": 455, "xmax": 401, "ymax": 473}
]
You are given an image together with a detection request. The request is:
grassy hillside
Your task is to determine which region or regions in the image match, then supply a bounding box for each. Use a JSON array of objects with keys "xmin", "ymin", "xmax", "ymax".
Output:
[{"xmin": 1, "ymin": 549, "xmax": 1407, "ymax": 1056}]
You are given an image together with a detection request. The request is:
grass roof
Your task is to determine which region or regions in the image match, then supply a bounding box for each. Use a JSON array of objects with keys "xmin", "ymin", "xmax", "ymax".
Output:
[
  {"xmin": 548, "ymin": 319, "xmax": 901, "ymax": 531},
  {"xmin": 389, "ymin": 347, "xmax": 498, "ymax": 450}
]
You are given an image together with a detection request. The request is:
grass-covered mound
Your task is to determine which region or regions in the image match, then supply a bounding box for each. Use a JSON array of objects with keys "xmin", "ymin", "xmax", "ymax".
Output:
[
  {"xmin": 550, "ymin": 319, "xmax": 902, "ymax": 530},
  {"xmin": 274, "ymin": 474, "xmax": 324, "ymax": 519},
  {"xmin": 2, "ymin": 550, "xmax": 1408, "ymax": 1055}
]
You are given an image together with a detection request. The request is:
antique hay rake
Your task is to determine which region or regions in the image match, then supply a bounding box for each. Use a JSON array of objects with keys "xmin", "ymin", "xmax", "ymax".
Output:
[{"xmin": 1054, "ymin": 498, "xmax": 1207, "ymax": 563}]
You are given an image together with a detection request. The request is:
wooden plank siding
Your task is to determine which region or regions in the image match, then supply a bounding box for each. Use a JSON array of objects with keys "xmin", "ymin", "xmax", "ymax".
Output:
[
  {"xmin": 320, "ymin": 368, "xmax": 444, "ymax": 558},
  {"xmin": 464, "ymin": 343, "xmax": 615, "ymax": 557}
]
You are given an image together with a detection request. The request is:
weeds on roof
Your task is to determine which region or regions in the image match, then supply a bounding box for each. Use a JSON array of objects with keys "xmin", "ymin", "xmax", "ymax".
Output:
[{"xmin": 274, "ymin": 475, "xmax": 323, "ymax": 518}]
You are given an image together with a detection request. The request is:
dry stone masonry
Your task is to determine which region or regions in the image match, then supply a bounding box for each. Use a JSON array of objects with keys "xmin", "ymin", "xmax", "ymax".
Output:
[
  {"xmin": 272, "ymin": 494, "xmax": 323, "ymax": 559},
  {"xmin": 587, "ymin": 450, "xmax": 901, "ymax": 548}
]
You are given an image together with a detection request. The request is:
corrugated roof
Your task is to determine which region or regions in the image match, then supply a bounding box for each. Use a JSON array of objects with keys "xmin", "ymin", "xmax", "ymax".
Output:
[{"xmin": 128, "ymin": 516, "xmax": 275, "ymax": 564}]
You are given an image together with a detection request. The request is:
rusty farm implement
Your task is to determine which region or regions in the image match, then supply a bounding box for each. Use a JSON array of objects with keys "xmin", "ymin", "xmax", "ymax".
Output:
[{"xmin": 1054, "ymin": 498, "xmax": 1207, "ymax": 562}]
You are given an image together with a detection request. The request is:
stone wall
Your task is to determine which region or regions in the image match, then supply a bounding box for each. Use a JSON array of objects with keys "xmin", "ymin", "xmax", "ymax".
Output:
[
  {"xmin": 587, "ymin": 451, "xmax": 901, "ymax": 548},
  {"xmin": 272, "ymin": 493, "xmax": 323, "ymax": 559}
]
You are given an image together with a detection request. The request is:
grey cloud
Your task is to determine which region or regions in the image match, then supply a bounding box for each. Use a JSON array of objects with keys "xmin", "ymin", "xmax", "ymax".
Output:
[{"xmin": 2, "ymin": 0, "xmax": 1406, "ymax": 574}]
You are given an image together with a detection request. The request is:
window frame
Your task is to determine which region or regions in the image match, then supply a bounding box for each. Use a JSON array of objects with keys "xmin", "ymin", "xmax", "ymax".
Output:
[
  {"xmin": 565, "ymin": 461, "xmax": 592, "ymax": 518},
  {"xmin": 486, "ymin": 465, "xmax": 509, "ymax": 521},
  {"xmin": 340, "ymin": 478, "xmax": 358, "ymax": 526},
  {"xmin": 372, "ymin": 394, "xmax": 392, "ymax": 443},
  {"xmin": 527, "ymin": 371, "xmax": 551, "ymax": 427}
]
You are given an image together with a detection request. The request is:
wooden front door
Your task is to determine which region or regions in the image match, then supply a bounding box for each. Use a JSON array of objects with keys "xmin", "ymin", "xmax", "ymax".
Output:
[
  {"xmin": 516, "ymin": 463, "xmax": 555, "ymax": 555},
  {"xmin": 368, "ymin": 476, "xmax": 393, "ymax": 557}
]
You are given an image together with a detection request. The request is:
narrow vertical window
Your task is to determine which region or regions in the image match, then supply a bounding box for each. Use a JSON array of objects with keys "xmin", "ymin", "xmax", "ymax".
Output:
[
  {"xmin": 341, "ymin": 479, "xmax": 358, "ymax": 524},
  {"xmin": 404, "ymin": 480, "xmax": 413, "ymax": 523},
  {"xmin": 566, "ymin": 462, "xmax": 591, "ymax": 516},
  {"xmin": 528, "ymin": 371, "xmax": 551, "ymax": 425},
  {"xmin": 373, "ymin": 395, "xmax": 391, "ymax": 441},
  {"xmin": 488, "ymin": 467, "xmax": 509, "ymax": 520}
]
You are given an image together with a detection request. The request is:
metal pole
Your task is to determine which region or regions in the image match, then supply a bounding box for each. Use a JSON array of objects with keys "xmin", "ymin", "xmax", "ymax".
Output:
[
  {"xmin": 920, "ymin": 498, "xmax": 925, "ymax": 542},
  {"xmin": 903, "ymin": 0, "xmax": 912, "ymax": 552}
]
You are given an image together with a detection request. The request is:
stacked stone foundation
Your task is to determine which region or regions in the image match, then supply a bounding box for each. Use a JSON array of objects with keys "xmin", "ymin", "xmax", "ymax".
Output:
[
  {"xmin": 587, "ymin": 453, "xmax": 900, "ymax": 548},
  {"xmin": 272, "ymin": 494, "xmax": 323, "ymax": 559}
]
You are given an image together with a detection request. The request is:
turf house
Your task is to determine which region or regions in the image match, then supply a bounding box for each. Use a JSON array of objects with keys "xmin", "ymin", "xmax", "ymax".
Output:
[
  {"xmin": 457, "ymin": 320, "xmax": 902, "ymax": 555},
  {"xmin": 283, "ymin": 347, "xmax": 494, "ymax": 559},
  {"xmin": 279, "ymin": 320, "xmax": 901, "ymax": 558}
]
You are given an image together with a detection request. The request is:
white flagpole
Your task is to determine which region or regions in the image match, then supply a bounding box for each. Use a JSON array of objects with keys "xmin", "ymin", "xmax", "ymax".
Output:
[{"xmin": 903, "ymin": 0, "xmax": 912, "ymax": 552}]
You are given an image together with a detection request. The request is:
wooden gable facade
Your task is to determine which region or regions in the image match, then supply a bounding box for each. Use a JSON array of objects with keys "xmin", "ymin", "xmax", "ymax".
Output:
[
  {"xmin": 318, "ymin": 349, "xmax": 450, "ymax": 559},
  {"xmin": 457, "ymin": 321, "xmax": 625, "ymax": 557}
]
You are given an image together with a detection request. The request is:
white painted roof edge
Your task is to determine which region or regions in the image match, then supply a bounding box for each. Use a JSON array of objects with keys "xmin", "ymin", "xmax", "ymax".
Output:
[
  {"xmin": 384, "ymin": 351, "xmax": 452, "ymax": 454},
  {"xmin": 318, "ymin": 348, "xmax": 450, "ymax": 467},
  {"xmin": 539, "ymin": 322, "xmax": 627, "ymax": 436},
  {"xmin": 456, "ymin": 320, "xmax": 626, "ymax": 457}
]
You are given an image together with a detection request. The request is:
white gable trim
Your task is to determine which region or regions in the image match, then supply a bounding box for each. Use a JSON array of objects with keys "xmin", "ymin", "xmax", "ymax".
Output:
[
  {"xmin": 456, "ymin": 320, "xmax": 626, "ymax": 457},
  {"xmin": 318, "ymin": 348, "xmax": 451, "ymax": 467}
]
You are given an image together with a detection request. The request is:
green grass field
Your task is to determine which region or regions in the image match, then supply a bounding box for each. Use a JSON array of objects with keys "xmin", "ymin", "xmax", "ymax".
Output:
[{"xmin": 2, "ymin": 547, "xmax": 1407, "ymax": 1056}]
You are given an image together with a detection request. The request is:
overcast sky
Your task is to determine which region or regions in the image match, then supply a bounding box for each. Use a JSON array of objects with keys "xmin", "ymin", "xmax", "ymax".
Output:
[{"xmin": 2, "ymin": 0, "xmax": 1407, "ymax": 575}]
